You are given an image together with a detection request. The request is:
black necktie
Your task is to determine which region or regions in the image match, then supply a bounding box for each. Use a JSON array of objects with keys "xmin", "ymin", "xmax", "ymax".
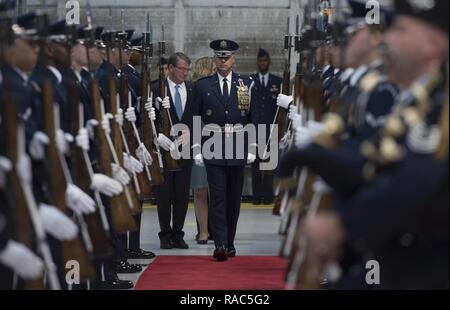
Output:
[
  {"xmin": 222, "ymin": 78, "xmax": 229, "ymax": 102},
  {"xmin": 261, "ymin": 76, "xmax": 265, "ymax": 87}
]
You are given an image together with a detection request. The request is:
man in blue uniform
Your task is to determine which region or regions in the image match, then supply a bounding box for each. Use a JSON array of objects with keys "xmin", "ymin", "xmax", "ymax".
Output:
[
  {"xmin": 193, "ymin": 39, "xmax": 257, "ymax": 261},
  {"xmin": 250, "ymin": 48, "xmax": 282, "ymax": 205}
]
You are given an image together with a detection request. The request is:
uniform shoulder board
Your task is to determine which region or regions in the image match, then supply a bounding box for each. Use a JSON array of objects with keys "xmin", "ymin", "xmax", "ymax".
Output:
[{"xmin": 196, "ymin": 74, "xmax": 215, "ymax": 83}]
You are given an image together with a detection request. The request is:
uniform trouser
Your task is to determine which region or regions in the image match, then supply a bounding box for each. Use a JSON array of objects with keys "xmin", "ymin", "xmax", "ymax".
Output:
[
  {"xmin": 153, "ymin": 166, "xmax": 192, "ymax": 242},
  {"xmin": 251, "ymin": 158, "xmax": 274, "ymax": 200},
  {"xmin": 118, "ymin": 213, "xmax": 142, "ymax": 251},
  {"xmin": 101, "ymin": 195, "xmax": 125, "ymax": 280},
  {"xmin": 0, "ymin": 264, "xmax": 13, "ymax": 289},
  {"xmin": 205, "ymin": 164, "xmax": 244, "ymax": 248}
]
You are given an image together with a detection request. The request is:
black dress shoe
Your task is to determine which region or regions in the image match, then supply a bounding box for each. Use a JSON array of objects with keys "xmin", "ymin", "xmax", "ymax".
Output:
[
  {"xmin": 227, "ymin": 246, "xmax": 236, "ymax": 258},
  {"xmin": 197, "ymin": 239, "xmax": 208, "ymax": 245},
  {"xmin": 172, "ymin": 239, "xmax": 189, "ymax": 249},
  {"xmin": 113, "ymin": 260, "xmax": 142, "ymax": 274},
  {"xmin": 213, "ymin": 246, "xmax": 228, "ymax": 261},
  {"xmin": 262, "ymin": 198, "xmax": 275, "ymax": 205},
  {"xmin": 101, "ymin": 278, "xmax": 134, "ymax": 290},
  {"xmin": 127, "ymin": 248, "xmax": 156, "ymax": 259},
  {"xmin": 160, "ymin": 240, "xmax": 173, "ymax": 249},
  {"xmin": 252, "ymin": 198, "xmax": 262, "ymax": 205}
]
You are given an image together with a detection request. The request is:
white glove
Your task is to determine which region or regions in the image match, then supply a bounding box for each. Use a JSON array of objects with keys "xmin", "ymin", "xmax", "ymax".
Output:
[
  {"xmin": 176, "ymin": 130, "xmax": 190, "ymax": 148},
  {"xmin": 0, "ymin": 240, "xmax": 44, "ymax": 280},
  {"xmin": 16, "ymin": 154, "xmax": 32, "ymax": 184},
  {"xmin": 91, "ymin": 174, "xmax": 123, "ymax": 197},
  {"xmin": 157, "ymin": 97, "xmax": 171, "ymax": 110},
  {"xmin": 306, "ymin": 120, "xmax": 326, "ymax": 136},
  {"xmin": 277, "ymin": 94, "xmax": 293, "ymax": 110},
  {"xmin": 39, "ymin": 204, "xmax": 78, "ymax": 241},
  {"xmin": 247, "ymin": 153, "xmax": 256, "ymax": 165},
  {"xmin": 194, "ymin": 153, "xmax": 204, "ymax": 167},
  {"xmin": 148, "ymin": 107, "xmax": 156, "ymax": 121},
  {"xmin": 101, "ymin": 113, "xmax": 113, "ymax": 135},
  {"xmin": 115, "ymin": 109, "xmax": 124, "ymax": 127},
  {"xmin": 123, "ymin": 153, "xmax": 144, "ymax": 174},
  {"xmin": 111, "ymin": 163, "xmax": 131, "ymax": 186},
  {"xmin": 288, "ymin": 105, "xmax": 302, "ymax": 124},
  {"xmin": 65, "ymin": 184, "xmax": 96, "ymax": 215},
  {"xmin": 145, "ymin": 99, "xmax": 153, "ymax": 112},
  {"xmin": 136, "ymin": 143, "xmax": 152, "ymax": 166},
  {"xmin": 0, "ymin": 156, "xmax": 12, "ymax": 189},
  {"xmin": 125, "ymin": 107, "xmax": 137, "ymax": 123},
  {"xmin": 29, "ymin": 131, "xmax": 49, "ymax": 161},
  {"xmin": 86, "ymin": 119, "xmax": 99, "ymax": 140},
  {"xmin": 76, "ymin": 128, "xmax": 90, "ymax": 152},
  {"xmin": 56, "ymin": 130, "xmax": 73, "ymax": 155},
  {"xmin": 157, "ymin": 133, "xmax": 176, "ymax": 152},
  {"xmin": 294, "ymin": 126, "xmax": 313, "ymax": 149}
]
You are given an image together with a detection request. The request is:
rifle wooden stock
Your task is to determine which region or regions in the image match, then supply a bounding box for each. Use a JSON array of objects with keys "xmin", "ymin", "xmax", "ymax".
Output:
[
  {"xmin": 2, "ymin": 92, "xmax": 45, "ymax": 290},
  {"xmin": 159, "ymin": 75, "xmax": 181, "ymax": 171},
  {"xmin": 120, "ymin": 73, "xmax": 152, "ymax": 204},
  {"xmin": 275, "ymin": 69, "xmax": 291, "ymax": 141},
  {"xmin": 67, "ymin": 76, "xmax": 113, "ymax": 259},
  {"xmin": 110, "ymin": 78, "xmax": 142, "ymax": 215},
  {"xmin": 140, "ymin": 68, "xmax": 164, "ymax": 186},
  {"xmin": 41, "ymin": 80, "xmax": 95, "ymax": 280},
  {"xmin": 89, "ymin": 79, "xmax": 137, "ymax": 234}
]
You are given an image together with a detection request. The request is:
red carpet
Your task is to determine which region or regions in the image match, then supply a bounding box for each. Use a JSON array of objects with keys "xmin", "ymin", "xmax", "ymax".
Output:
[{"xmin": 135, "ymin": 256, "xmax": 287, "ymax": 290}]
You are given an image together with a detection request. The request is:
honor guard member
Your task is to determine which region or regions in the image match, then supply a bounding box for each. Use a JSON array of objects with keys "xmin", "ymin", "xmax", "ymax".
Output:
[
  {"xmin": 250, "ymin": 48, "xmax": 281, "ymax": 205},
  {"xmin": 151, "ymin": 56, "xmax": 168, "ymax": 90},
  {"xmin": 193, "ymin": 39, "xmax": 257, "ymax": 261},
  {"xmin": 121, "ymin": 31, "xmax": 156, "ymax": 260},
  {"xmin": 94, "ymin": 30, "xmax": 145, "ymax": 277},
  {"xmin": 297, "ymin": 0, "xmax": 449, "ymax": 289},
  {"xmin": 123, "ymin": 34, "xmax": 142, "ymax": 99}
]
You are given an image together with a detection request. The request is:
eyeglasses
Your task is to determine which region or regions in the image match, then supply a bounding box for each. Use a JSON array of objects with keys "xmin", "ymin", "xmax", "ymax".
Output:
[{"xmin": 175, "ymin": 66, "xmax": 191, "ymax": 73}]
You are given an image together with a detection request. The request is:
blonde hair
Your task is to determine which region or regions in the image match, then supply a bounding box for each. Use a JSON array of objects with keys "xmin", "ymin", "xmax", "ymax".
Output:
[{"xmin": 191, "ymin": 57, "xmax": 216, "ymax": 82}]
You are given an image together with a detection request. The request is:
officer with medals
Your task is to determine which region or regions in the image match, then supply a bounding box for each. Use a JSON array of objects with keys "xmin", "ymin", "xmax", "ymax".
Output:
[{"xmin": 193, "ymin": 39, "xmax": 257, "ymax": 261}]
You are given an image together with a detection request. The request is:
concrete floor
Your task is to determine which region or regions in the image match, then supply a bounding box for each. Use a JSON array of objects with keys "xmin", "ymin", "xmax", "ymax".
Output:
[{"xmin": 119, "ymin": 205, "xmax": 283, "ymax": 287}]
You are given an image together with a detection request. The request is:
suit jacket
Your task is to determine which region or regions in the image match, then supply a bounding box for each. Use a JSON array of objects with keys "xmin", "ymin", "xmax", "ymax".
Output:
[
  {"xmin": 193, "ymin": 72, "xmax": 256, "ymax": 166},
  {"xmin": 151, "ymin": 78, "xmax": 195, "ymax": 168}
]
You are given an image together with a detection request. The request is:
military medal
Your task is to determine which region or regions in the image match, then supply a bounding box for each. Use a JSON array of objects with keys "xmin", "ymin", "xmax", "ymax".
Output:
[{"xmin": 237, "ymin": 79, "xmax": 250, "ymax": 112}]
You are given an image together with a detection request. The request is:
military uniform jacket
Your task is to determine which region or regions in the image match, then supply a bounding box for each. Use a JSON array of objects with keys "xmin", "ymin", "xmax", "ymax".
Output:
[
  {"xmin": 30, "ymin": 65, "xmax": 70, "ymax": 133},
  {"xmin": 250, "ymin": 73, "xmax": 282, "ymax": 144},
  {"xmin": 1, "ymin": 65, "xmax": 40, "ymax": 143},
  {"xmin": 95, "ymin": 60, "xmax": 120, "ymax": 114},
  {"xmin": 337, "ymin": 73, "xmax": 449, "ymax": 289},
  {"xmin": 193, "ymin": 72, "xmax": 256, "ymax": 166}
]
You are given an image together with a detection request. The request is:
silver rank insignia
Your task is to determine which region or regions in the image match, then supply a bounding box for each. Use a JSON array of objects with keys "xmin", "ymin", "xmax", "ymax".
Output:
[{"xmin": 220, "ymin": 40, "xmax": 227, "ymax": 49}]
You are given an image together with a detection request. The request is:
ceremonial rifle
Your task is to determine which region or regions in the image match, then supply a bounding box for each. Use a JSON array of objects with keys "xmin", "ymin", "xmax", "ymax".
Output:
[
  {"xmin": 0, "ymin": 15, "xmax": 60, "ymax": 290},
  {"xmin": 158, "ymin": 25, "xmax": 182, "ymax": 171},
  {"xmin": 140, "ymin": 12, "xmax": 164, "ymax": 185}
]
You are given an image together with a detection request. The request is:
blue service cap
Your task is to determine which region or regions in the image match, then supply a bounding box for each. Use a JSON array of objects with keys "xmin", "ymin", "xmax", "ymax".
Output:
[{"xmin": 210, "ymin": 39, "xmax": 239, "ymax": 58}]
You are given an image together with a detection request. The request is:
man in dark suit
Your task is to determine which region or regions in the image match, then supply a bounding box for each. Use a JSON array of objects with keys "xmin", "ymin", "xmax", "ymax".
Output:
[
  {"xmin": 250, "ymin": 48, "xmax": 282, "ymax": 205},
  {"xmin": 152, "ymin": 52, "xmax": 195, "ymax": 250},
  {"xmin": 193, "ymin": 40, "xmax": 257, "ymax": 261}
]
